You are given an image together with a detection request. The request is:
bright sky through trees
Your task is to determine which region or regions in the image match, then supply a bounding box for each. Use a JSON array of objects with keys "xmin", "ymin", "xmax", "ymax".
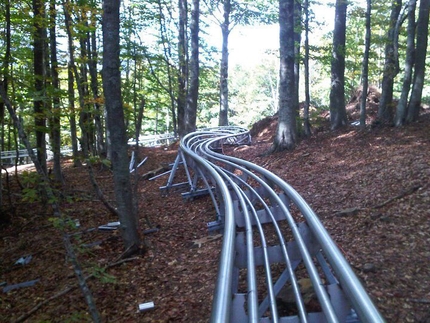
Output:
[{"xmin": 206, "ymin": 0, "xmax": 336, "ymax": 67}]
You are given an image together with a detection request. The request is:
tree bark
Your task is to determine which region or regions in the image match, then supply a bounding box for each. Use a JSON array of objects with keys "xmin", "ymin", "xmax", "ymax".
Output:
[
  {"xmin": 329, "ymin": 0, "xmax": 348, "ymax": 130},
  {"xmin": 359, "ymin": 0, "xmax": 371, "ymax": 129},
  {"xmin": 33, "ymin": 0, "xmax": 48, "ymax": 174},
  {"xmin": 218, "ymin": 0, "xmax": 231, "ymax": 127},
  {"xmin": 294, "ymin": 0, "xmax": 302, "ymax": 135},
  {"xmin": 272, "ymin": 0, "xmax": 297, "ymax": 152},
  {"xmin": 68, "ymin": 64, "xmax": 80, "ymax": 167},
  {"xmin": 49, "ymin": 0, "xmax": 63, "ymax": 182},
  {"xmin": 185, "ymin": 0, "xmax": 200, "ymax": 134},
  {"xmin": 395, "ymin": 0, "xmax": 416, "ymax": 126},
  {"xmin": 378, "ymin": 0, "xmax": 403, "ymax": 124},
  {"xmin": 88, "ymin": 26, "xmax": 105, "ymax": 156},
  {"xmin": 102, "ymin": 0, "xmax": 142, "ymax": 252},
  {"xmin": 177, "ymin": 0, "xmax": 188, "ymax": 137},
  {"xmin": 303, "ymin": 0, "xmax": 311, "ymax": 137},
  {"xmin": 406, "ymin": 0, "xmax": 429, "ymax": 122}
]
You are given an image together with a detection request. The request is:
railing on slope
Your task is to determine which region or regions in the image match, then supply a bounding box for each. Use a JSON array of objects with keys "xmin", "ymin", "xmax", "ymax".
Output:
[{"xmin": 162, "ymin": 126, "xmax": 384, "ymax": 323}]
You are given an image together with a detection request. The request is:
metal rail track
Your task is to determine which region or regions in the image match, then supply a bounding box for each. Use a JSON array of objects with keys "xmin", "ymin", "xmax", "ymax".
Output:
[{"xmin": 162, "ymin": 126, "xmax": 385, "ymax": 323}]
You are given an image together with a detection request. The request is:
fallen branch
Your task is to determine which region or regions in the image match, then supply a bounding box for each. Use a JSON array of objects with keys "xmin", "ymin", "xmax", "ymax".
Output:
[
  {"xmin": 141, "ymin": 165, "xmax": 170, "ymax": 180},
  {"xmin": 334, "ymin": 185, "xmax": 421, "ymax": 217},
  {"xmin": 372, "ymin": 185, "xmax": 421, "ymax": 209},
  {"xmin": 13, "ymin": 257, "xmax": 139, "ymax": 323}
]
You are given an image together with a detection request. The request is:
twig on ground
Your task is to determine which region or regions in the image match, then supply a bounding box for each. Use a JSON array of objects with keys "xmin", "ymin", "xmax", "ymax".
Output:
[{"xmin": 13, "ymin": 257, "xmax": 139, "ymax": 323}]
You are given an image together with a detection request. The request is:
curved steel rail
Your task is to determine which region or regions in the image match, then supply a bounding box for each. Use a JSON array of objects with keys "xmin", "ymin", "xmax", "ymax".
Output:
[{"xmin": 167, "ymin": 126, "xmax": 384, "ymax": 323}]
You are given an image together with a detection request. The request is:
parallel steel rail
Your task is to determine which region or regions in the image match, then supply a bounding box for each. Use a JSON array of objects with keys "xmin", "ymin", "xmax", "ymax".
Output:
[{"xmin": 163, "ymin": 126, "xmax": 384, "ymax": 323}]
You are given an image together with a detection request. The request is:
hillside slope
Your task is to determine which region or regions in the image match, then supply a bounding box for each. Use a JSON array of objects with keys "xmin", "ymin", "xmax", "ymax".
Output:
[{"xmin": 1, "ymin": 112, "xmax": 429, "ymax": 322}]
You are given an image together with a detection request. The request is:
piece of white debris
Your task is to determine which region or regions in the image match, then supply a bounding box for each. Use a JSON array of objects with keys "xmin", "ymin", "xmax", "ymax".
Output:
[
  {"xmin": 15, "ymin": 255, "xmax": 32, "ymax": 266},
  {"xmin": 139, "ymin": 301, "xmax": 155, "ymax": 312}
]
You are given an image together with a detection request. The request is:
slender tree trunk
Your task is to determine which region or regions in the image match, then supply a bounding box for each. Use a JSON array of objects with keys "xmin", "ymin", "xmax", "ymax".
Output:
[
  {"xmin": 329, "ymin": 0, "xmax": 348, "ymax": 130},
  {"xmin": 218, "ymin": 0, "xmax": 231, "ymax": 127},
  {"xmin": 49, "ymin": 0, "xmax": 63, "ymax": 182},
  {"xmin": 395, "ymin": 0, "xmax": 416, "ymax": 126},
  {"xmin": 378, "ymin": 0, "xmax": 403, "ymax": 124},
  {"xmin": 63, "ymin": 0, "xmax": 89, "ymax": 158},
  {"xmin": 177, "ymin": 0, "xmax": 188, "ymax": 137},
  {"xmin": 156, "ymin": 0, "xmax": 177, "ymax": 135},
  {"xmin": 0, "ymin": 0, "xmax": 12, "ymax": 208},
  {"xmin": 78, "ymin": 36, "xmax": 93, "ymax": 155},
  {"xmin": 294, "ymin": 0, "xmax": 302, "ymax": 135},
  {"xmin": 303, "ymin": 0, "xmax": 311, "ymax": 137},
  {"xmin": 406, "ymin": 0, "xmax": 429, "ymax": 122},
  {"xmin": 360, "ymin": 0, "xmax": 371, "ymax": 129},
  {"xmin": 33, "ymin": 0, "xmax": 48, "ymax": 174},
  {"xmin": 102, "ymin": 0, "xmax": 142, "ymax": 252},
  {"xmin": 185, "ymin": 0, "xmax": 200, "ymax": 134},
  {"xmin": 89, "ymin": 28, "xmax": 105, "ymax": 156},
  {"xmin": 272, "ymin": 0, "xmax": 297, "ymax": 152},
  {"xmin": 68, "ymin": 65, "xmax": 80, "ymax": 166}
]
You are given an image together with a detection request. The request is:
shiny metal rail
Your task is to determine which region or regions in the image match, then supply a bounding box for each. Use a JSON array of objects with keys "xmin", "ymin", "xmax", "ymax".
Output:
[{"xmin": 163, "ymin": 126, "xmax": 384, "ymax": 323}]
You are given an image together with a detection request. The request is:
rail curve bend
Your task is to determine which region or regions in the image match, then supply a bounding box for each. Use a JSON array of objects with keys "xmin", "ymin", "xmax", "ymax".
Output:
[{"xmin": 162, "ymin": 126, "xmax": 384, "ymax": 323}]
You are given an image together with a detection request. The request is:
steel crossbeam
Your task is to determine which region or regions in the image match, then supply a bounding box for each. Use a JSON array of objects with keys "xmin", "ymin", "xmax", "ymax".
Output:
[{"xmin": 161, "ymin": 127, "xmax": 385, "ymax": 323}]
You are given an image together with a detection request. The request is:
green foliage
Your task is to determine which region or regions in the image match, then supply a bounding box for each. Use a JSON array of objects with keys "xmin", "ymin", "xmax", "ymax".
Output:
[
  {"xmin": 64, "ymin": 311, "xmax": 91, "ymax": 323},
  {"xmin": 20, "ymin": 171, "xmax": 43, "ymax": 203},
  {"xmin": 48, "ymin": 216, "xmax": 80, "ymax": 231},
  {"xmin": 91, "ymin": 266, "xmax": 117, "ymax": 284}
]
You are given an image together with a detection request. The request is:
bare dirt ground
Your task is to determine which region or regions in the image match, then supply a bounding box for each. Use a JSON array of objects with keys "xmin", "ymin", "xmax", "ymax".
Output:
[{"xmin": 1, "ymin": 107, "xmax": 429, "ymax": 322}]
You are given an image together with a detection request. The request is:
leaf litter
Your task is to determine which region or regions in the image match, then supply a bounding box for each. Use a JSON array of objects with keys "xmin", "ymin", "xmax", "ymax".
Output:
[{"xmin": 1, "ymin": 111, "xmax": 429, "ymax": 322}]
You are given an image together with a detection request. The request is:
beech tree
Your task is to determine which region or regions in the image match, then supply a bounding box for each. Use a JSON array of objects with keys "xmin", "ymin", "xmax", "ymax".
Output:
[
  {"xmin": 377, "ymin": 0, "xmax": 403, "ymax": 124},
  {"xmin": 406, "ymin": 0, "xmax": 430, "ymax": 122},
  {"xmin": 33, "ymin": 0, "xmax": 48, "ymax": 174},
  {"xmin": 177, "ymin": 0, "xmax": 188, "ymax": 137},
  {"xmin": 272, "ymin": 0, "xmax": 297, "ymax": 152},
  {"xmin": 395, "ymin": 0, "xmax": 416, "ymax": 126},
  {"xmin": 359, "ymin": 0, "xmax": 371, "ymax": 129},
  {"xmin": 185, "ymin": 0, "xmax": 200, "ymax": 134},
  {"xmin": 102, "ymin": 0, "xmax": 141, "ymax": 252},
  {"xmin": 329, "ymin": 0, "xmax": 348, "ymax": 130}
]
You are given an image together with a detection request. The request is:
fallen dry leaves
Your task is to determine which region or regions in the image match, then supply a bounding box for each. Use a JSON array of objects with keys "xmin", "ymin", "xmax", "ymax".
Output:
[{"xmin": 1, "ymin": 110, "xmax": 430, "ymax": 322}]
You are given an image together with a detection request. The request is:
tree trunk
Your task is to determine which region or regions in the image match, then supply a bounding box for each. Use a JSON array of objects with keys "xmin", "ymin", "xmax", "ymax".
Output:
[
  {"xmin": 102, "ymin": 0, "xmax": 142, "ymax": 252},
  {"xmin": 272, "ymin": 0, "xmax": 297, "ymax": 152},
  {"xmin": 64, "ymin": 0, "xmax": 87, "ymax": 161},
  {"xmin": 78, "ymin": 35, "xmax": 93, "ymax": 155},
  {"xmin": 156, "ymin": 0, "xmax": 177, "ymax": 135},
  {"xmin": 68, "ymin": 65, "xmax": 80, "ymax": 167},
  {"xmin": 360, "ymin": 0, "xmax": 371, "ymax": 129},
  {"xmin": 294, "ymin": 0, "xmax": 302, "ymax": 135},
  {"xmin": 303, "ymin": 0, "xmax": 311, "ymax": 137},
  {"xmin": 88, "ymin": 27, "xmax": 105, "ymax": 156},
  {"xmin": 329, "ymin": 0, "xmax": 348, "ymax": 130},
  {"xmin": 395, "ymin": 0, "xmax": 416, "ymax": 126},
  {"xmin": 177, "ymin": 0, "xmax": 188, "ymax": 137},
  {"xmin": 49, "ymin": 0, "xmax": 63, "ymax": 182},
  {"xmin": 406, "ymin": 0, "xmax": 429, "ymax": 122},
  {"xmin": 33, "ymin": 0, "xmax": 48, "ymax": 175},
  {"xmin": 378, "ymin": 0, "xmax": 403, "ymax": 124},
  {"xmin": 185, "ymin": 0, "xmax": 200, "ymax": 134},
  {"xmin": 218, "ymin": 0, "xmax": 231, "ymax": 127},
  {"xmin": 0, "ymin": 0, "xmax": 11, "ymax": 208}
]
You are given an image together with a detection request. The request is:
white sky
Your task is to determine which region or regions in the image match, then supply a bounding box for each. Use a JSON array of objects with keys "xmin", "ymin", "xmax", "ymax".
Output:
[{"xmin": 206, "ymin": 1, "xmax": 337, "ymax": 67}]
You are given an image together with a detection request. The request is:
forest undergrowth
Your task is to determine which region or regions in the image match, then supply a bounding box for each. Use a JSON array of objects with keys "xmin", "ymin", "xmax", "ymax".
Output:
[{"xmin": 1, "ymin": 108, "xmax": 429, "ymax": 322}]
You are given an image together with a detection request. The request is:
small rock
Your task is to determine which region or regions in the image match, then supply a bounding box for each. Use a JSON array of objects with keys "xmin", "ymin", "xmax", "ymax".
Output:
[{"xmin": 363, "ymin": 263, "xmax": 377, "ymax": 273}]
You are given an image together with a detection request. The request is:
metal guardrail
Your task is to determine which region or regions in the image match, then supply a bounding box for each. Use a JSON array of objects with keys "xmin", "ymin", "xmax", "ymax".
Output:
[
  {"xmin": 1, "ymin": 149, "xmax": 37, "ymax": 165},
  {"xmin": 163, "ymin": 126, "xmax": 385, "ymax": 323},
  {"xmin": 1, "ymin": 148, "xmax": 70, "ymax": 166},
  {"xmin": 128, "ymin": 133, "xmax": 177, "ymax": 147}
]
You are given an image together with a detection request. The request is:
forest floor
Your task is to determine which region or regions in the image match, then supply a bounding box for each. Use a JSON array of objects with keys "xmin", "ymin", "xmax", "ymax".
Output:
[{"xmin": 1, "ymin": 106, "xmax": 430, "ymax": 322}]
